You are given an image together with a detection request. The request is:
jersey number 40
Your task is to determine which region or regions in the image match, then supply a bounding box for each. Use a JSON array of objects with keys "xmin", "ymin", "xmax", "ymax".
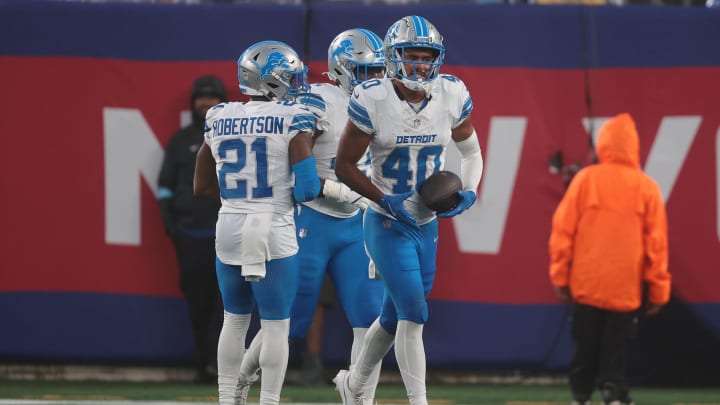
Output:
[{"xmin": 384, "ymin": 145, "xmax": 443, "ymax": 194}]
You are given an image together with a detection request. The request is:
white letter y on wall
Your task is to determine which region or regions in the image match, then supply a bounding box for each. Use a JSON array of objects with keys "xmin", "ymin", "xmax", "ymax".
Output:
[{"xmin": 446, "ymin": 117, "xmax": 527, "ymax": 254}]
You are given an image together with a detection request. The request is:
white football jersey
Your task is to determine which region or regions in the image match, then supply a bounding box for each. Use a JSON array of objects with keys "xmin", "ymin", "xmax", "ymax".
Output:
[
  {"xmin": 204, "ymin": 100, "xmax": 315, "ymax": 222},
  {"xmin": 301, "ymin": 83, "xmax": 370, "ymax": 218},
  {"xmin": 348, "ymin": 75, "xmax": 473, "ymax": 225}
]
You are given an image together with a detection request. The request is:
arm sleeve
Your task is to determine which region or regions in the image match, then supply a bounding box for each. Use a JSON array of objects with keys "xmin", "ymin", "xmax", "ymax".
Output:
[
  {"xmin": 292, "ymin": 156, "xmax": 321, "ymax": 203},
  {"xmin": 157, "ymin": 136, "xmax": 178, "ymax": 233},
  {"xmin": 643, "ymin": 180, "xmax": 671, "ymax": 304},
  {"xmin": 158, "ymin": 136, "xmax": 178, "ymax": 192},
  {"xmin": 455, "ymin": 133, "xmax": 483, "ymax": 192}
]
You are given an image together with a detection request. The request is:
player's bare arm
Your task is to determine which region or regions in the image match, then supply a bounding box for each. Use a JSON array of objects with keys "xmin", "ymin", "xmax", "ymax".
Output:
[
  {"xmin": 451, "ymin": 117, "xmax": 476, "ymax": 143},
  {"xmin": 335, "ymin": 120, "xmax": 383, "ymax": 203},
  {"xmin": 289, "ymin": 130, "xmax": 315, "ymax": 165},
  {"xmin": 193, "ymin": 142, "xmax": 219, "ymax": 200}
]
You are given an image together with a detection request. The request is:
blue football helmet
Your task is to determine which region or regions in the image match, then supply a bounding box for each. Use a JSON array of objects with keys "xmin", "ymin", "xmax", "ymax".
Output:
[
  {"xmin": 327, "ymin": 28, "xmax": 386, "ymax": 95},
  {"xmin": 384, "ymin": 15, "xmax": 445, "ymax": 92},
  {"xmin": 237, "ymin": 40, "xmax": 308, "ymax": 101}
]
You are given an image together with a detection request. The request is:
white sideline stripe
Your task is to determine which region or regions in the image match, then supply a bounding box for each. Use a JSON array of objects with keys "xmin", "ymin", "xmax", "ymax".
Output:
[
  {"xmin": 0, "ymin": 402, "xmax": 218, "ymax": 405},
  {"xmin": 0, "ymin": 402, "xmax": 216, "ymax": 405},
  {"xmin": 0, "ymin": 402, "xmax": 339, "ymax": 405}
]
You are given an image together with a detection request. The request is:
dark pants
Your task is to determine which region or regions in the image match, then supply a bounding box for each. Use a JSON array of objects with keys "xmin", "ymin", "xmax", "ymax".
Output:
[
  {"xmin": 570, "ymin": 303, "xmax": 636, "ymax": 403},
  {"xmin": 173, "ymin": 234, "xmax": 223, "ymax": 374}
]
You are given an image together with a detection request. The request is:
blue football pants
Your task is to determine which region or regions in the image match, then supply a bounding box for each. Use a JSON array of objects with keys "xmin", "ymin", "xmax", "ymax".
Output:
[
  {"xmin": 216, "ymin": 255, "xmax": 299, "ymax": 320},
  {"xmin": 290, "ymin": 206, "xmax": 383, "ymax": 339},
  {"xmin": 363, "ymin": 208, "xmax": 438, "ymax": 333}
]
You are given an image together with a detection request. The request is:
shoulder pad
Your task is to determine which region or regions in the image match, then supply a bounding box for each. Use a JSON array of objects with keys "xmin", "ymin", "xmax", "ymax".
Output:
[
  {"xmin": 205, "ymin": 102, "xmax": 229, "ymax": 120},
  {"xmin": 437, "ymin": 74, "xmax": 468, "ymax": 92},
  {"xmin": 354, "ymin": 78, "xmax": 388, "ymax": 101},
  {"xmin": 296, "ymin": 92, "xmax": 328, "ymax": 130}
]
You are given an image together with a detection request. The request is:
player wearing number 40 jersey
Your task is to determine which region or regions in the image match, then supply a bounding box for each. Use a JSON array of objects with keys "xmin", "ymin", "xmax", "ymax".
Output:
[
  {"xmin": 194, "ymin": 40, "xmax": 320, "ymax": 405},
  {"xmin": 333, "ymin": 16, "xmax": 484, "ymax": 405}
]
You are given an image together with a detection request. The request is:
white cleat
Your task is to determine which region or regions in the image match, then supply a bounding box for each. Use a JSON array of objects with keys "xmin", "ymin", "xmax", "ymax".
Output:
[
  {"xmin": 236, "ymin": 382, "xmax": 250, "ymax": 405},
  {"xmin": 333, "ymin": 369, "xmax": 364, "ymax": 405},
  {"xmin": 236, "ymin": 372, "xmax": 258, "ymax": 405}
]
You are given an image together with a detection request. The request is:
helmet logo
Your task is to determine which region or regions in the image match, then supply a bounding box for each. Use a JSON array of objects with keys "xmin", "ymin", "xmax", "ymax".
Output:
[
  {"xmin": 387, "ymin": 23, "xmax": 400, "ymax": 42},
  {"xmin": 332, "ymin": 39, "xmax": 355, "ymax": 61},
  {"xmin": 259, "ymin": 50, "xmax": 291, "ymax": 80}
]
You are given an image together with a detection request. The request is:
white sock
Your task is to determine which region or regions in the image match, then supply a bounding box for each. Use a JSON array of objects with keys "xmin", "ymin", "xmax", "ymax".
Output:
[
  {"xmin": 257, "ymin": 319, "xmax": 290, "ymax": 405},
  {"xmin": 395, "ymin": 320, "xmax": 427, "ymax": 405},
  {"xmin": 349, "ymin": 318, "xmax": 394, "ymax": 395},
  {"xmin": 216, "ymin": 312, "xmax": 251, "ymax": 405},
  {"xmin": 238, "ymin": 329, "xmax": 262, "ymax": 383},
  {"xmin": 259, "ymin": 392, "xmax": 280, "ymax": 405},
  {"xmin": 352, "ymin": 327, "xmax": 383, "ymax": 401}
]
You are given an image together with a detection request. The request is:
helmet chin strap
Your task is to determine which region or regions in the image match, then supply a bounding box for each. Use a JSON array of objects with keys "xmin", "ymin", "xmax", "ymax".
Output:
[
  {"xmin": 399, "ymin": 77, "xmax": 434, "ymax": 93},
  {"xmin": 400, "ymin": 78, "xmax": 425, "ymax": 92}
]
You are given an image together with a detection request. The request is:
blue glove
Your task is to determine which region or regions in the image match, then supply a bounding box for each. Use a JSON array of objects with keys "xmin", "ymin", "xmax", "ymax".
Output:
[
  {"xmin": 379, "ymin": 191, "xmax": 418, "ymax": 229},
  {"xmin": 437, "ymin": 190, "xmax": 476, "ymax": 218}
]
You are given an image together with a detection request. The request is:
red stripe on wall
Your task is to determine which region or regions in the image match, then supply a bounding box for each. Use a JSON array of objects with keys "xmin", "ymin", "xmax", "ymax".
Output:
[{"xmin": 2, "ymin": 57, "xmax": 719, "ymax": 304}]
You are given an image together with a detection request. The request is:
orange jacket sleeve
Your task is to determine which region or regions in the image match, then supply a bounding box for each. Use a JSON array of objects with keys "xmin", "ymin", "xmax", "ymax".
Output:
[
  {"xmin": 642, "ymin": 179, "xmax": 671, "ymax": 305},
  {"xmin": 548, "ymin": 170, "xmax": 586, "ymax": 288}
]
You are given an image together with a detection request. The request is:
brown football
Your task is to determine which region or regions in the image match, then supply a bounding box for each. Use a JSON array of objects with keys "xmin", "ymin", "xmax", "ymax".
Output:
[{"xmin": 420, "ymin": 171, "xmax": 462, "ymax": 213}]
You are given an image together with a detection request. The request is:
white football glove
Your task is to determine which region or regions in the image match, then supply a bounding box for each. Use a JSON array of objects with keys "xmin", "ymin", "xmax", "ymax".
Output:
[{"xmin": 322, "ymin": 180, "xmax": 369, "ymax": 210}]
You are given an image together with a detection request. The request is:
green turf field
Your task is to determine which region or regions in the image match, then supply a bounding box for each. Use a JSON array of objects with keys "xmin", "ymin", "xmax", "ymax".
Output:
[{"xmin": 0, "ymin": 381, "xmax": 718, "ymax": 405}]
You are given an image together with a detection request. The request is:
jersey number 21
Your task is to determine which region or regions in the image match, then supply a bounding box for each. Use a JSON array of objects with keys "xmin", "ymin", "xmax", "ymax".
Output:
[{"xmin": 217, "ymin": 138, "xmax": 273, "ymax": 199}]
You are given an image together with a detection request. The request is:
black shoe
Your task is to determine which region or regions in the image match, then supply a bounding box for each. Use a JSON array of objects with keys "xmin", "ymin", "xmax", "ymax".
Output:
[
  {"xmin": 601, "ymin": 382, "xmax": 633, "ymax": 405},
  {"xmin": 571, "ymin": 394, "xmax": 592, "ymax": 405},
  {"xmin": 299, "ymin": 352, "xmax": 326, "ymax": 386},
  {"xmin": 606, "ymin": 397, "xmax": 634, "ymax": 405}
]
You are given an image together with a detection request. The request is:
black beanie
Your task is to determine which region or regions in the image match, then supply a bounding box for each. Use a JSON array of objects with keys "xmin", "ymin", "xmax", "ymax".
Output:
[{"xmin": 191, "ymin": 75, "xmax": 227, "ymax": 102}]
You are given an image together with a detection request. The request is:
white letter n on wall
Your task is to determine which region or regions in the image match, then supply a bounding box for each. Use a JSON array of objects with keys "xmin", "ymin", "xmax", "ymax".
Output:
[{"xmin": 103, "ymin": 108, "xmax": 164, "ymax": 245}]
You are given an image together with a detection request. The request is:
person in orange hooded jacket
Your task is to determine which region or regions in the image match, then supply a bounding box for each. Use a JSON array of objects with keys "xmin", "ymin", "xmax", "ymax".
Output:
[{"xmin": 549, "ymin": 113, "xmax": 670, "ymax": 405}]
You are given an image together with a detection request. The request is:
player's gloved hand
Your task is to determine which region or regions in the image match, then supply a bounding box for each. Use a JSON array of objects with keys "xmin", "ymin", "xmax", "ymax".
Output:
[
  {"xmin": 380, "ymin": 191, "xmax": 419, "ymax": 229},
  {"xmin": 322, "ymin": 180, "xmax": 369, "ymax": 210},
  {"xmin": 437, "ymin": 190, "xmax": 476, "ymax": 218}
]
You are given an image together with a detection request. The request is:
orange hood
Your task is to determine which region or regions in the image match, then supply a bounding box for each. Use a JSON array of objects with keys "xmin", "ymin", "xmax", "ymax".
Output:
[{"xmin": 596, "ymin": 113, "xmax": 640, "ymax": 167}]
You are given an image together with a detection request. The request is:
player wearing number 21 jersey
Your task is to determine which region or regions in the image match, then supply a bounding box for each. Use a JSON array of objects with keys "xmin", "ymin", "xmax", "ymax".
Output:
[{"xmin": 194, "ymin": 40, "xmax": 320, "ymax": 405}]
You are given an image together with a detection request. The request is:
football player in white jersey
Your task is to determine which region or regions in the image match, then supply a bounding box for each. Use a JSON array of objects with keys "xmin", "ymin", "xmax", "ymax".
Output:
[
  {"xmin": 290, "ymin": 28, "xmax": 386, "ymax": 401},
  {"xmin": 332, "ymin": 16, "xmax": 484, "ymax": 405},
  {"xmin": 194, "ymin": 40, "xmax": 320, "ymax": 405}
]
